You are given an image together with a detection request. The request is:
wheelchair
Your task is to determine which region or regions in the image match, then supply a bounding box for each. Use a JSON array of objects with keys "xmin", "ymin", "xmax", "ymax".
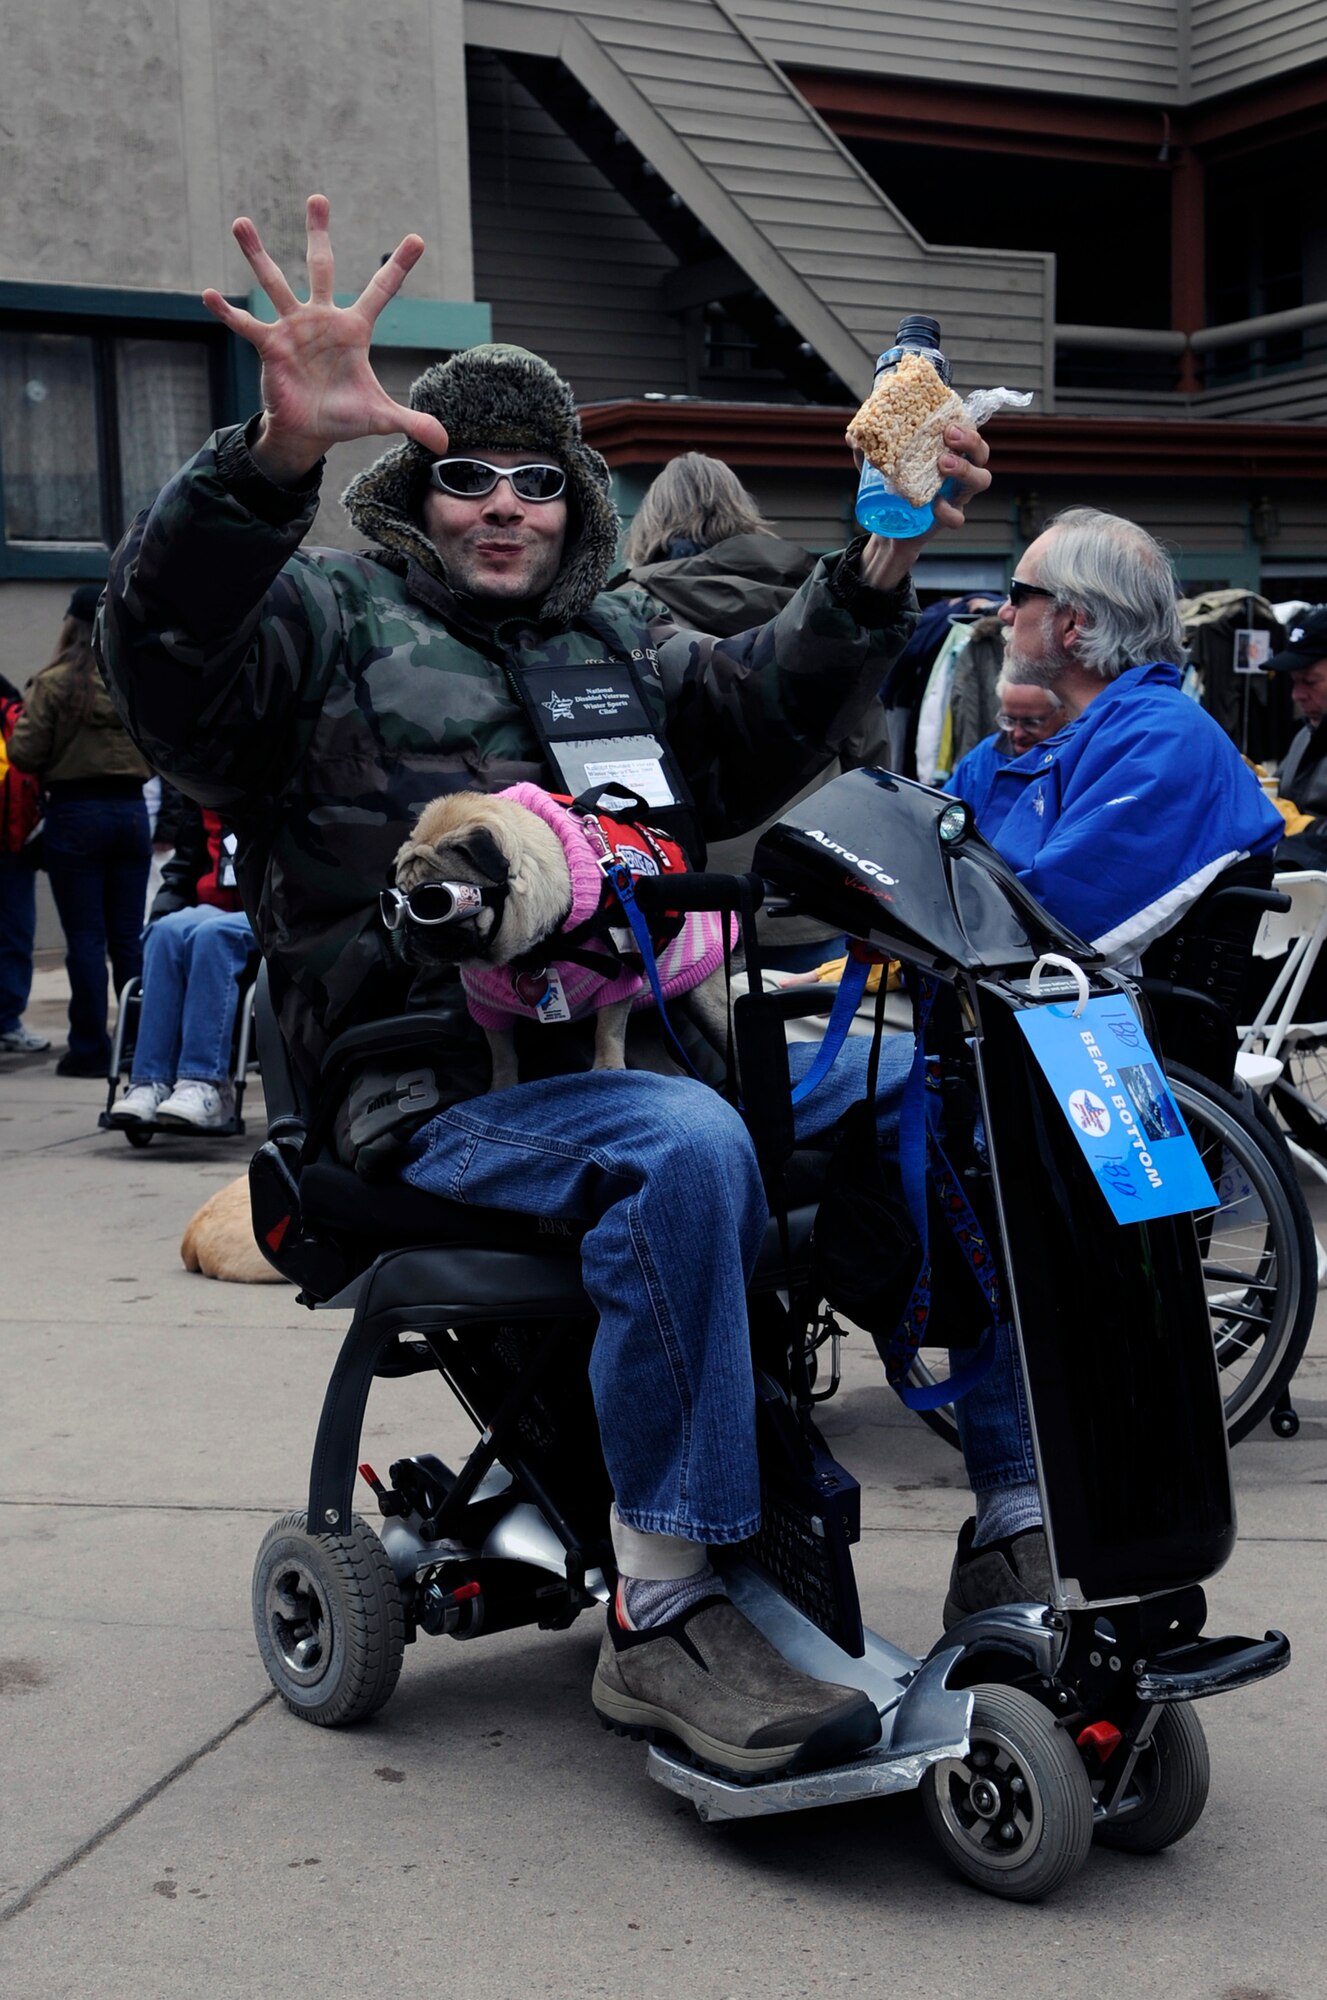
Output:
[
  {"xmin": 98, "ymin": 955, "xmax": 261, "ymax": 1145},
  {"xmin": 247, "ymin": 769, "xmax": 1288, "ymax": 1903},
  {"xmin": 906, "ymin": 858, "xmax": 1318, "ymax": 1446}
]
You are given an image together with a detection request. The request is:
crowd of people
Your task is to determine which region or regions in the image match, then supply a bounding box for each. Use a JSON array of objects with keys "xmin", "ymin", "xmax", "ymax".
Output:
[
  {"xmin": 2, "ymin": 190, "xmax": 1322, "ymax": 1785},
  {"xmin": 0, "ymin": 590, "xmax": 255, "ymax": 1124}
]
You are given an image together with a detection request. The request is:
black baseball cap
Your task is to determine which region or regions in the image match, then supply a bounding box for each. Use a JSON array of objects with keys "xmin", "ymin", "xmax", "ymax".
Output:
[
  {"xmin": 1267, "ymin": 605, "xmax": 1327, "ymax": 671},
  {"xmin": 66, "ymin": 582, "xmax": 102, "ymax": 625}
]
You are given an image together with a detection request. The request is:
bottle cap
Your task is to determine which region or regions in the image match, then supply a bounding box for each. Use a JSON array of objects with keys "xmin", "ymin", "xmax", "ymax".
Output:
[{"xmin": 895, "ymin": 314, "xmax": 942, "ymax": 348}]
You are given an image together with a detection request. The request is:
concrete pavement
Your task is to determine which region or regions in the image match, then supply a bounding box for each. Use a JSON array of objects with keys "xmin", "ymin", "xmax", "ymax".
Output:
[{"xmin": 2, "ymin": 961, "xmax": 1324, "ymax": 1998}]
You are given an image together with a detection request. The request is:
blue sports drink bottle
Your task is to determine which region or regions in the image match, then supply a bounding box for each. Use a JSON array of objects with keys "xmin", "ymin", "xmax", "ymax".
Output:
[{"xmin": 854, "ymin": 315, "xmax": 958, "ymax": 539}]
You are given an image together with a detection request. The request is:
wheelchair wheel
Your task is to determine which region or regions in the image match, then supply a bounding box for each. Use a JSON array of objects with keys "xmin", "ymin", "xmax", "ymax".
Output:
[
  {"xmin": 904, "ymin": 1068, "xmax": 1314, "ymax": 1449},
  {"xmin": 1094, "ymin": 1704, "xmax": 1209, "ymax": 1854},
  {"xmin": 922, "ymin": 1683, "xmax": 1094, "ymax": 1902},
  {"xmin": 1171, "ymin": 1068, "xmax": 1316, "ymax": 1444},
  {"xmin": 253, "ymin": 1512, "xmax": 404, "ymax": 1726}
]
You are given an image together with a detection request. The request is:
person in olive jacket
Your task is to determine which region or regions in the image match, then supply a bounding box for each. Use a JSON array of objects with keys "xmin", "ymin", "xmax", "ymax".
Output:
[
  {"xmin": 100, "ymin": 196, "xmax": 992, "ymax": 1786},
  {"xmin": 10, "ymin": 584, "xmax": 152, "ymax": 1075}
]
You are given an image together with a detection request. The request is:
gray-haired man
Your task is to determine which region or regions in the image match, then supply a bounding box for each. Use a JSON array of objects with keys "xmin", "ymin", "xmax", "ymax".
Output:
[{"xmin": 943, "ymin": 504, "xmax": 1283, "ymax": 1623}]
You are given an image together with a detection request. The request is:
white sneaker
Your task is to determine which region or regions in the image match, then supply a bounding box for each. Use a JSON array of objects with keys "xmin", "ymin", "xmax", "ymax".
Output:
[
  {"xmin": 0, "ymin": 1022, "xmax": 50, "ymax": 1053},
  {"xmin": 156, "ymin": 1079, "xmax": 236, "ymax": 1130},
  {"xmin": 109, "ymin": 1080, "xmax": 172, "ymax": 1126}
]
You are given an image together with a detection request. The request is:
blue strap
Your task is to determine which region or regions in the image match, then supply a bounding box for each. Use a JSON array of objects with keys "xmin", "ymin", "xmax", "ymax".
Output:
[
  {"xmin": 892, "ymin": 1136, "xmax": 1000, "ymax": 1410},
  {"xmin": 605, "ymin": 862, "xmax": 710, "ymax": 1083},
  {"xmin": 789, "ymin": 955, "xmax": 871, "ymax": 1105},
  {"xmin": 884, "ymin": 970, "xmax": 1001, "ymax": 1411},
  {"xmin": 609, "ymin": 862, "xmax": 869, "ymax": 1107}
]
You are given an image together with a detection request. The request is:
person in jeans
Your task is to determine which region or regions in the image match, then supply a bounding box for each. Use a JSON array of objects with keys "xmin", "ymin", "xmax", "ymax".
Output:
[
  {"xmin": 9, "ymin": 585, "xmax": 151, "ymax": 1075},
  {"xmin": 101, "ymin": 196, "xmax": 991, "ymax": 1782},
  {"xmin": 111, "ymin": 805, "xmax": 254, "ymax": 1131}
]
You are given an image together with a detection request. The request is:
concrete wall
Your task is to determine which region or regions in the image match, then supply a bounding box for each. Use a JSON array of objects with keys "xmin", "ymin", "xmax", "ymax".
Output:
[{"xmin": 0, "ymin": 0, "xmax": 474, "ymax": 298}]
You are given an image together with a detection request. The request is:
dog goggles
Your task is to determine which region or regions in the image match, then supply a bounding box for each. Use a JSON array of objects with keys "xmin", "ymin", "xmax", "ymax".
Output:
[
  {"xmin": 428, "ymin": 457, "xmax": 567, "ymax": 502},
  {"xmin": 379, "ymin": 881, "xmax": 492, "ymax": 929}
]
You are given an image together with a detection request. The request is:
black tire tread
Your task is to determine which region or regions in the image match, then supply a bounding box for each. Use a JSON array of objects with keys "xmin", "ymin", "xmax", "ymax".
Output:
[
  {"xmin": 254, "ymin": 1511, "xmax": 405, "ymax": 1727},
  {"xmin": 1094, "ymin": 1703, "xmax": 1210, "ymax": 1854},
  {"xmin": 923, "ymin": 1683, "xmax": 1094, "ymax": 1902}
]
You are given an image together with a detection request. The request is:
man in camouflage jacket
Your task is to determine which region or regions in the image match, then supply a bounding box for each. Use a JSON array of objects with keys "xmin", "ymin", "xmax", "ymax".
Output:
[{"xmin": 102, "ymin": 197, "xmax": 992, "ymax": 1783}]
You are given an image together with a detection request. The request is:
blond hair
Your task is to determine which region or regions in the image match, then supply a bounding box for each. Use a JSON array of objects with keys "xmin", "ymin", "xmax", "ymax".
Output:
[{"xmin": 624, "ymin": 453, "xmax": 775, "ymax": 566}]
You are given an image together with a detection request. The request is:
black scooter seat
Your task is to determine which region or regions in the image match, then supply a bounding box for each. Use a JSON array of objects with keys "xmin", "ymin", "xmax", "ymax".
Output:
[{"xmin": 298, "ymin": 1157, "xmax": 826, "ymax": 1292}]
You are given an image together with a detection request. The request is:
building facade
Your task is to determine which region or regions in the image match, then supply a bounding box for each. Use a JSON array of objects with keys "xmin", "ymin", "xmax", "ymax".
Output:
[{"xmin": 3, "ymin": 0, "xmax": 1326, "ymax": 687}]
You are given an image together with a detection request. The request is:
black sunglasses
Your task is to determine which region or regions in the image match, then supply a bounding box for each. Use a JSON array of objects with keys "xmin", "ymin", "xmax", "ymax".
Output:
[
  {"xmin": 428, "ymin": 457, "xmax": 567, "ymax": 502},
  {"xmin": 1007, "ymin": 577, "xmax": 1057, "ymax": 609}
]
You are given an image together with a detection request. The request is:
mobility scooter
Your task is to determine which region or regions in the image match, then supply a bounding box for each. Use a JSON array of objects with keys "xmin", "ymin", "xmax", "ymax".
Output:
[{"xmin": 248, "ymin": 768, "xmax": 1289, "ymax": 1902}]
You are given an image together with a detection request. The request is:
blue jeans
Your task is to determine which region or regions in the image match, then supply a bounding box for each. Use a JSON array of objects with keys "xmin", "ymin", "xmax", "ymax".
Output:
[
  {"xmin": 403, "ymin": 1034, "xmax": 1033, "ymax": 1541},
  {"xmin": 0, "ymin": 851, "xmax": 38, "ymax": 1033},
  {"xmin": 131, "ymin": 905, "xmax": 255, "ymax": 1086},
  {"xmin": 44, "ymin": 796, "xmax": 151, "ymax": 1065}
]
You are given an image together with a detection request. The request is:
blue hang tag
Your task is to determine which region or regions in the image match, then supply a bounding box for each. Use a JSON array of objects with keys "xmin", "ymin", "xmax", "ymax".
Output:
[{"xmin": 1015, "ymin": 995, "xmax": 1218, "ymax": 1224}]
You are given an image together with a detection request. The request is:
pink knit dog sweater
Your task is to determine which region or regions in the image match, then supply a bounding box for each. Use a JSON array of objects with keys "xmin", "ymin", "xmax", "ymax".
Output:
[{"xmin": 460, "ymin": 783, "xmax": 734, "ymax": 1030}]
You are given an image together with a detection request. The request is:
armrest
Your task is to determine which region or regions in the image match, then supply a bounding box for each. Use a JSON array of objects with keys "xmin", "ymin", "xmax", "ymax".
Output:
[{"xmin": 253, "ymin": 960, "xmax": 312, "ymax": 1147}]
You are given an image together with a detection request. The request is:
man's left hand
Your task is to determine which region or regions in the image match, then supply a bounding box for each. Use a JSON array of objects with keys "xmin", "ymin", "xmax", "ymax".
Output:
[{"xmin": 858, "ymin": 421, "xmax": 992, "ymax": 594}]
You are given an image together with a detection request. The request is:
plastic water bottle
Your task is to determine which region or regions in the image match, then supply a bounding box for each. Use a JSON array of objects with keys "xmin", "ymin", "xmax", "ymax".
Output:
[{"xmin": 855, "ymin": 315, "xmax": 954, "ymax": 540}]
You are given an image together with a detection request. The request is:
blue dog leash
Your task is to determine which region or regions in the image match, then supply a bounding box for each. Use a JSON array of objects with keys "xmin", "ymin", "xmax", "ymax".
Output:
[
  {"xmin": 607, "ymin": 857, "xmax": 869, "ymax": 1101},
  {"xmin": 887, "ymin": 970, "xmax": 1000, "ymax": 1411}
]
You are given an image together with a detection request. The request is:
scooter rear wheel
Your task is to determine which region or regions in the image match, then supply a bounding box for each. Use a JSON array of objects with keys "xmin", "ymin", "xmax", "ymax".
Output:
[
  {"xmin": 253, "ymin": 1512, "xmax": 405, "ymax": 1726},
  {"xmin": 922, "ymin": 1683, "xmax": 1094, "ymax": 1902},
  {"xmin": 1094, "ymin": 1704, "xmax": 1209, "ymax": 1853}
]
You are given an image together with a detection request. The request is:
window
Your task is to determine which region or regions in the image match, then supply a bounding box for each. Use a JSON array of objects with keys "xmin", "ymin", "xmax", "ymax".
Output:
[{"xmin": 0, "ymin": 317, "xmax": 218, "ymax": 559}]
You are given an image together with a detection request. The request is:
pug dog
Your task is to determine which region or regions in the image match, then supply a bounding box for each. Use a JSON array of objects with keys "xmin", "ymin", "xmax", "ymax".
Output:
[{"xmin": 390, "ymin": 785, "xmax": 732, "ymax": 1091}]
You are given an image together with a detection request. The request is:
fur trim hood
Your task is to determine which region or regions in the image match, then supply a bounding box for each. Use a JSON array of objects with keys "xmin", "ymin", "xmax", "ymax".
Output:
[{"xmin": 341, "ymin": 343, "xmax": 619, "ymax": 624}]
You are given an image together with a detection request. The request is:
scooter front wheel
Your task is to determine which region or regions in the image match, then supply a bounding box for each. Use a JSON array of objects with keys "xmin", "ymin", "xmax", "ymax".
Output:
[
  {"xmin": 253, "ymin": 1512, "xmax": 405, "ymax": 1726},
  {"xmin": 923, "ymin": 1683, "xmax": 1094, "ymax": 1902},
  {"xmin": 1094, "ymin": 1704, "xmax": 1209, "ymax": 1853}
]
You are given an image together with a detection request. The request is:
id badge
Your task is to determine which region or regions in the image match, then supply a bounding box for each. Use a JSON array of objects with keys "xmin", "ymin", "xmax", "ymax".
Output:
[
  {"xmin": 521, "ymin": 662, "xmax": 680, "ymax": 809},
  {"xmin": 1016, "ymin": 994, "xmax": 1217, "ymax": 1223},
  {"xmin": 533, "ymin": 969, "xmax": 572, "ymax": 1024}
]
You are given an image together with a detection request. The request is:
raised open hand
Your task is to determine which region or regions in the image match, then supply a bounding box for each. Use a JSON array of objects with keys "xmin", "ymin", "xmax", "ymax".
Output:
[{"xmin": 202, "ymin": 193, "xmax": 450, "ymax": 483}]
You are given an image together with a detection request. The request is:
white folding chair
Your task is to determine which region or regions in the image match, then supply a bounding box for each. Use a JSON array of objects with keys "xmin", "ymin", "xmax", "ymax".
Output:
[{"xmin": 1237, "ymin": 870, "xmax": 1327, "ymax": 1272}]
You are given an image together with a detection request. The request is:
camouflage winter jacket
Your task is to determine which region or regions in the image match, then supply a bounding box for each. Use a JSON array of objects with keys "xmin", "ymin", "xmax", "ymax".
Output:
[{"xmin": 101, "ymin": 423, "xmax": 915, "ymax": 1093}]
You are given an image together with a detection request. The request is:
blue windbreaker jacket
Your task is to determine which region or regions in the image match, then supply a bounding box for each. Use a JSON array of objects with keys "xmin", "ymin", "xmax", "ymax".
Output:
[{"xmin": 949, "ymin": 661, "xmax": 1283, "ymax": 961}]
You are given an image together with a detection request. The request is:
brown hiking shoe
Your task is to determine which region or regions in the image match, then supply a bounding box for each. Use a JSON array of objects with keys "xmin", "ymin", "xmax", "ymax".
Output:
[
  {"xmin": 942, "ymin": 1516, "xmax": 1054, "ymax": 1631},
  {"xmin": 592, "ymin": 1594, "xmax": 881, "ymax": 1780}
]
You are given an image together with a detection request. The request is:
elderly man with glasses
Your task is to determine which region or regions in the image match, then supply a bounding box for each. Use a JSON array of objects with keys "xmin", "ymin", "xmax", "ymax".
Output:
[
  {"xmin": 926, "ymin": 507, "xmax": 1284, "ymax": 1626},
  {"xmin": 948, "ymin": 506, "xmax": 1282, "ymax": 968},
  {"xmin": 100, "ymin": 197, "xmax": 999, "ymax": 1782}
]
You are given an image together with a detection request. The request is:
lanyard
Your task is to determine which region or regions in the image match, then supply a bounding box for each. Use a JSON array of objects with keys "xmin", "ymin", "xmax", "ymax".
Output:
[{"xmin": 883, "ymin": 971, "xmax": 1000, "ymax": 1410}]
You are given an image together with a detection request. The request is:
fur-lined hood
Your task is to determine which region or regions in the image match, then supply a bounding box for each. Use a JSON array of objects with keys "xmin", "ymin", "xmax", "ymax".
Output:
[{"xmin": 341, "ymin": 343, "xmax": 619, "ymax": 624}]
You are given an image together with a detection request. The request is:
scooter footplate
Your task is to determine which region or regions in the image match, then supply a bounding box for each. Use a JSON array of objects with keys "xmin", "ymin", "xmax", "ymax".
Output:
[
  {"xmin": 1137, "ymin": 1628, "xmax": 1290, "ymax": 1701},
  {"xmin": 646, "ymin": 1728, "xmax": 967, "ymax": 1823},
  {"xmin": 643, "ymin": 1570, "xmax": 973, "ymax": 1824}
]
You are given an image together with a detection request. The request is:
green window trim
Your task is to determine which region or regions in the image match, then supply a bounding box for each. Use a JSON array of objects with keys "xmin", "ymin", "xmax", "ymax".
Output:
[
  {"xmin": 246, "ymin": 291, "xmax": 491, "ymax": 352},
  {"xmin": 0, "ymin": 283, "xmax": 491, "ymax": 578}
]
